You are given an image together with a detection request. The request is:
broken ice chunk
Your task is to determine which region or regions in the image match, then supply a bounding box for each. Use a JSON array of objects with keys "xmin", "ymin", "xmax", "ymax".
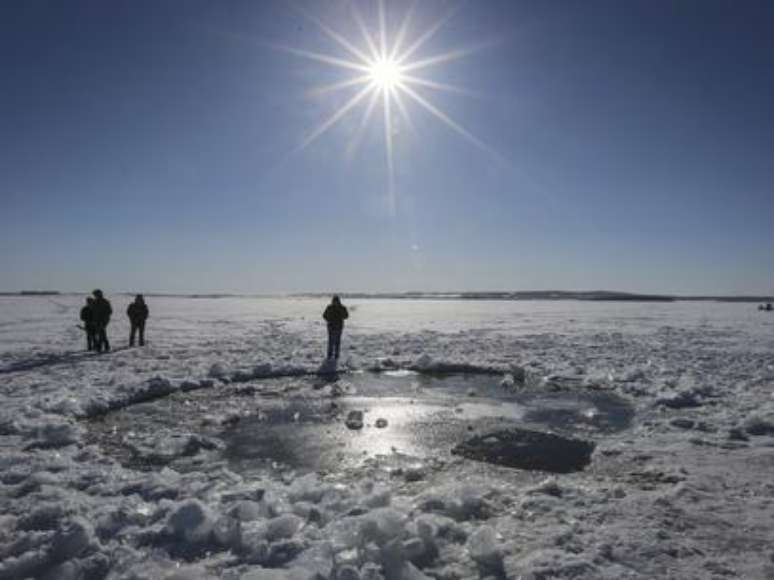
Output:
[
  {"xmin": 467, "ymin": 525, "xmax": 502, "ymax": 569},
  {"xmin": 345, "ymin": 411, "xmax": 364, "ymax": 430}
]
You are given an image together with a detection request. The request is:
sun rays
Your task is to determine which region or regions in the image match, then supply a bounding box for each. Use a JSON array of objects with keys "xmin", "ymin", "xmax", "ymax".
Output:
[
  {"xmin": 368, "ymin": 57, "xmax": 404, "ymax": 90},
  {"xmin": 282, "ymin": 1, "xmax": 488, "ymax": 213}
]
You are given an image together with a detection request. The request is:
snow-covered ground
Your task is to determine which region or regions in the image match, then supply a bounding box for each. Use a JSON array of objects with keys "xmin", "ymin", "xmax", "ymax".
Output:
[{"xmin": 1, "ymin": 295, "xmax": 774, "ymax": 579}]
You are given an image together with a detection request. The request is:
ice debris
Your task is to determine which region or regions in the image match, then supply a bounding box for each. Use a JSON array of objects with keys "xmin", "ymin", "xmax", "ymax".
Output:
[
  {"xmin": 23, "ymin": 418, "xmax": 82, "ymax": 449},
  {"xmin": 346, "ymin": 410, "xmax": 365, "ymax": 430},
  {"xmin": 743, "ymin": 414, "xmax": 774, "ymax": 436},
  {"xmin": 467, "ymin": 525, "xmax": 503, "ymax": 569}
]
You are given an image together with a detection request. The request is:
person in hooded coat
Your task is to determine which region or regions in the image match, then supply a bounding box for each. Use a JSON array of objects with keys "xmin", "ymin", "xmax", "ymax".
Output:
[
  {"xmin": 322, "ymin": 295, "xmax": 349, "ymax": 359},
  {"xmin": 91, "ymin": 289, "xmax": 112, "ymax": 353},
  {"xmin": 80, "ymin": 297, "xmax": 97, "ymax": 351},
  {"xmin": 127, "ymin": 294, "xmax": 149, "ymax": 346}
]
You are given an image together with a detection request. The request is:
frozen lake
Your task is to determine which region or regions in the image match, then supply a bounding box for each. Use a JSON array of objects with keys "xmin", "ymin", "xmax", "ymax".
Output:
[
  {"xmin": 2, "ymin": 294, "xmax": 772, "ymax": 361},
  {"xmin": 1, "ymin": 295, "xmax": 774, "ymax": 579}
]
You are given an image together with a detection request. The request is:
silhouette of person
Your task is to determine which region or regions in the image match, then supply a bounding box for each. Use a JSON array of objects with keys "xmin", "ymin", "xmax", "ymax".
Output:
[
  {"xmin": 323, "ymin": 295, "xmax": 349, "ymax": 359},
  {"xmin": 91, "ymin": 289, "xmax": 113, "ymax": 353},
  {"xmin": 127, "ymin": 294, "xmax": 149, "ymax": 346},
  {"xmin": 80, "ymin": 297, "xmax": 97, "ymax": 351}
]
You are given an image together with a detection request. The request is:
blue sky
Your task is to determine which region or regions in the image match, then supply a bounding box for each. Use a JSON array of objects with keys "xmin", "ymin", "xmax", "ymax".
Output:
[{"xmin": 1, "ymin": 0, "xmax": 772, "ymax": 295}]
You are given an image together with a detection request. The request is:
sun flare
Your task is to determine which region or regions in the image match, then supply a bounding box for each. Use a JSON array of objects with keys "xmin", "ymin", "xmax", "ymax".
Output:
[
  {"xmin": 368, "ymin": 58, "xmax": 404, "ymax": 91},
  {"xmin": 280, "ymin": 1, "xmax": 489, "ymax": 213}
]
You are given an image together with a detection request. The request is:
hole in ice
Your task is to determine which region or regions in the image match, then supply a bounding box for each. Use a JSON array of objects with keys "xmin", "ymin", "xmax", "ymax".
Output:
[
  {"xmin": 452, "ymin": 428, "xmax": 595, "ymax": 473},
  {"xmin": 84, "ymin": 372, "xmax": 633, "ymax": 476}
]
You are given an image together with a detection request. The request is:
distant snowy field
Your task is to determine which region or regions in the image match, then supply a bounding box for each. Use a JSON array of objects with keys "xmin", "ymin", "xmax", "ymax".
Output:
[{"xmin": 1, "ymin": 295, "xmax": 774, "ymax": 579}]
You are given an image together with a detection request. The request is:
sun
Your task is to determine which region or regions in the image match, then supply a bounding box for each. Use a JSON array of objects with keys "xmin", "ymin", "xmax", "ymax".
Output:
[
  {"xmin": 278, "ymin": 1, "xmax": 490, "ymax": 214},
  {"xmin": 368, "ymin": 57, "xmax": 404, "ymax": 91}
]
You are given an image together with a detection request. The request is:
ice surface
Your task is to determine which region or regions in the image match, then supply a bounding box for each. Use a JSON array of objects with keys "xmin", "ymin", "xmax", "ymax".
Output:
[
  {"xmin": 2, "ymin": 296, "xmax": 774, "ymax": 578},
  {"xmin": 504, "ymin": 548, "xmax": 597, "ymax": 579}
]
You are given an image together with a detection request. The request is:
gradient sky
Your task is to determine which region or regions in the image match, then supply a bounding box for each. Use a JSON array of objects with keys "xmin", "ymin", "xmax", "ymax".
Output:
[{"xmin": 2, "ymin": 0, "xmax": 773, "ymax": 295}]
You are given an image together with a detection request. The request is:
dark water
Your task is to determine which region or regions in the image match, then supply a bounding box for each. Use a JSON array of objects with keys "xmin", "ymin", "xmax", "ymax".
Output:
[{"xmin": 86, "ymin": 371, "xmax": 633, "ymax": 476}]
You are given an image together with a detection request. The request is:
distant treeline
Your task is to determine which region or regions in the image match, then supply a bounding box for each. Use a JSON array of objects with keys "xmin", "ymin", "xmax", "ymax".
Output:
[
  {"xmin": 297, "ymin": 291, "xmax": 774, "ymax": 303},
  {"xmin": 0, "ymin": 291, "xmax": 62, "ymax": 296},
  {"xmin": 299, "ymin": 291, "xmax": 677, "ymax": 302},
  {"xmin": 1, "ymin": 290, "xmax": 771, "ymax": 303}
]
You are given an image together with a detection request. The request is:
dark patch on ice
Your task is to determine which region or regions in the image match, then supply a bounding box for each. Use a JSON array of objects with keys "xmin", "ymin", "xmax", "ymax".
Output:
[
  {"xmin": 451, "ymin": 428, "xmax": 595, "ymax": 473},
  {"xmin": 655, "ymin": 391, "xmax": 703, "ymax": 409},
  {"xmin": 727, "ymin": 428, "xmax": 749, "ymax": 442},
  {"xmin": 670, "ymin": 417, "xmax": 696, "ymax": 430},
  {"xmin": 744, "ymin": 416, "xmax": 774, "ymax": 436},
  {"xmin": 406, "ymin": 363, "xmax": 504, "ymax": 375}
]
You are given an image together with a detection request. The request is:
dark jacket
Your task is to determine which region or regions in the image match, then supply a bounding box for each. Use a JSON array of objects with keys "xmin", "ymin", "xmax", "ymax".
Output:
[
  {"xmin": 80, "ymin": 305, "xmax": 95, "ymax": 328},
  {"xmin": 127, "ymin": 302, "xmax": 149, "ymax": 324},
  {"xmin": 323, "ymin": 303, "xmax": 349, "ymax": 331},
  {"xmin": 91, "ymin": 298, "xmax": 112, "ymax": 327}
]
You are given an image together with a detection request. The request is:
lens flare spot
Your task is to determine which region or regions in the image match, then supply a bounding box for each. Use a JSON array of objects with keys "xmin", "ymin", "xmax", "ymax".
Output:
[{"xmin": 369, "ymin": 58, "xmax": 404, "ymax": 90}]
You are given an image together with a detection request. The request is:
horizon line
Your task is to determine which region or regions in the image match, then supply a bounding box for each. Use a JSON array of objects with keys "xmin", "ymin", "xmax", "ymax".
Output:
[{"xmin": 2, "ymin": 289, "xmax": 773, "ymax": 302}]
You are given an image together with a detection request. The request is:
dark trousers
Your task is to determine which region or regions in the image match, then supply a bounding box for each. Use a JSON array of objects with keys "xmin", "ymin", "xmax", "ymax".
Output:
[
  {"xmin": 95, "ymin": 325, "xmax": 110, "ymax": 353},
  {"xmin": 85, "ymin": 326, "xmax": 96, "ymax": 351},
  {"xmin": 327, "ymin": 327, "xmax": 342, "ymax": 359},
  {"xmin": 130, "ymin": 321, "xmax": 145, "ymax": 346}
]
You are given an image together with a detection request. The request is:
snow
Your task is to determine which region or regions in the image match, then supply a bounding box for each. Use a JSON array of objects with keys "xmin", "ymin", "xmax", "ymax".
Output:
[
  {"xmin": 1, "ymin": 295, "xmax": 774, "ymax": 578},
  {"xmin": 466, "ymin": 526, "xmax": 502, "ymax": 569}
]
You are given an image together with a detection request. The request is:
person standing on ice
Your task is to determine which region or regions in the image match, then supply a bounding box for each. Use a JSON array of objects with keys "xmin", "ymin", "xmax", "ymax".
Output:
[
  {"xmin": 127, "ymin": 294, "xmax": 149, "ymax": 347},
  {"xmin": 323, "ymin": 295, "xmax": 349, "ymax": 359},
  {"xmin": 80, "ymin": 297, "xmax": 97, "ymax": 351},
  {"xmin": 91, "ymin": 289, "xmax": 112, "ymax": 353}
]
